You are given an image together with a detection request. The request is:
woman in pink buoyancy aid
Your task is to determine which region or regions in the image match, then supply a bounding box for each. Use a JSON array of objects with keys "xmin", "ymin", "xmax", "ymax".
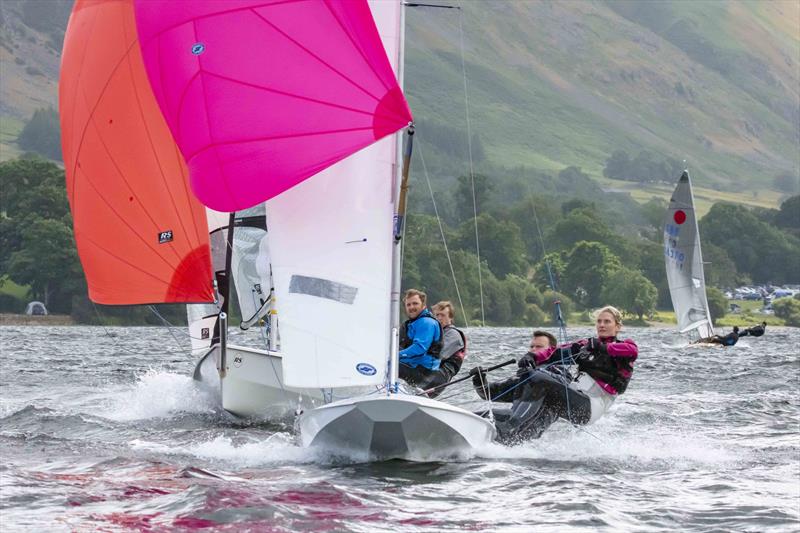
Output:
[{"xmin": 473, "ymin": 306, "xmax": 638, "ymax": 443}]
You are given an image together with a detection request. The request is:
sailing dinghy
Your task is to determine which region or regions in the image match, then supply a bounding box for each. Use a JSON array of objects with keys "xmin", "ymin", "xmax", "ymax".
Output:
[
  {"xmin": 60, "ymin": 0, "xmax": 322, "ymax": 419},
  {"xmin": 664, "ymin": 171, "xmax": 715, "ymax": 341},
  {"xmin": 62, "ymin": 0, "xmax": 495, "ymax": 459}
]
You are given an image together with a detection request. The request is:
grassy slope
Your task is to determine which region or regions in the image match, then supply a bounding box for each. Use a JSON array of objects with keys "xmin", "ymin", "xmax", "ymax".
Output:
[
  {"xmin": 594, "ymin": 176, "xmax": 786, "ymax": 217},
  {"xmin": 405, "ymin": 1, "xmax": 798, "ymax": 199},
  {"xmin": 0, "ymin": 2, "xmax": 796, "ymax": 200},
  {"xmin": 0, "ymin": 276, "xmax": 30, "ymax": 300},
  {"xmin": 0, "ymin": 116, "xmax": 24, "ymax": 161}
]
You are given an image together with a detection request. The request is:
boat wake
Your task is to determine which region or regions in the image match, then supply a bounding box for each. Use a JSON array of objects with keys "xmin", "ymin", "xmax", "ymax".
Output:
[
  {"xmin": 474, "ymin": 418, "xmax": 741, "ymax": 467},
  {"xmin": 129, "ymin": 433, "xmax": 326, "ymax": 467},
  {"xmin": 100, "ymin": 369, "xmax": 220, "ymax": 422}
]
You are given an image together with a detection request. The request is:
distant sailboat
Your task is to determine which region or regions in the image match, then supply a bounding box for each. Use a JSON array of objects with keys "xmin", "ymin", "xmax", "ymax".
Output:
[{"xmin": 664, "ymin": 170, "xmax": 714, "ymax": 340}]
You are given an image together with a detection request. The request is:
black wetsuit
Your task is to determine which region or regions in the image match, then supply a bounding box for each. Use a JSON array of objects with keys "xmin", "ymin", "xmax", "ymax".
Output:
[
  {"xmin": 419, "ymin": 325, "xmax": 467, "ymax": 398},
  {"xmin": 712, "ymin": 331, "xmax": 739, "ymax": 346},
  {"xmin": 740, "ymin": 324, "xmax": 766, "ymax": 337},
  {"xmin": 473, "ymin": 363, "xmax": 591, "ymax": 444}
]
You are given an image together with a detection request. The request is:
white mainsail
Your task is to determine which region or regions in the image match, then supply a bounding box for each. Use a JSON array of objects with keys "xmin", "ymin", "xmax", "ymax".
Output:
[
  {"xmin": 267, "ymin": 0, "xmax": 402, "ymax": 389},
  {"xmin": 664, "ymin": 171, "xmax": 714, "ymax": 339}
]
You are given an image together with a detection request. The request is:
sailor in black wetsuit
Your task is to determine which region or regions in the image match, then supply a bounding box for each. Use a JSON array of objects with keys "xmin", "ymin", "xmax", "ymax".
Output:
[
  {"xmin": 739, "ymin": 321, "xmax": 767, "ymax": 338},
  {"xmin": 472, "ymin": 307, "xmax": 637, "ymax": 443},
  {"xmin": 697, "ymin": 326, "xmax": 740, "ymax": 346}
]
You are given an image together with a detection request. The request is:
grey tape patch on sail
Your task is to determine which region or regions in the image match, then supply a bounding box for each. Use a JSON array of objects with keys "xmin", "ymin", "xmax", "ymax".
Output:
[{"xmin": 289, "ymin": 275, "xmax": 357, "ymax": 304}]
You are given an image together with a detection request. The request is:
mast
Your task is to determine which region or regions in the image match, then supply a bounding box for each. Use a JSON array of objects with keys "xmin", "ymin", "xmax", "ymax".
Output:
[{"xmin": 389, "ymin": 0, "xmax": 410, "ymax": 390}]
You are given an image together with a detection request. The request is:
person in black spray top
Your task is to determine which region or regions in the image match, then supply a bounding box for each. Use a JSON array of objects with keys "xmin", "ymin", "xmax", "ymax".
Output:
[
  {"xmin": 739, "ymin": 321, "xmax": 767, "ymax": 338},
  {"xmin": 472, "ymin": 306, "xmax": 637, "ymax": 443},
  {"xmin": 398, "ymin": 289, "xmax": 442, "ymax": 387},
  {"xmin": 696, "ymin": 327, "xmax": 739, "ymax": 346},
  {"xmin": 418, "ymin": 301, "xmax": 466, "ymax": 398}
]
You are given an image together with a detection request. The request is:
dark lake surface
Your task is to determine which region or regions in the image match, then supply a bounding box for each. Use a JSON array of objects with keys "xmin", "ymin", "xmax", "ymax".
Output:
[{"xmin": 1, "ymin": 325, "xmax": 798, "ymax": 531}]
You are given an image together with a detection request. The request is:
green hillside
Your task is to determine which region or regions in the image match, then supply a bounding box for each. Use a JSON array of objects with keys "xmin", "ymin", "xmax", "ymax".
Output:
[
  {"xmin": 0, "ymin": 0, "xmax": 797, "ymax": 204},
  {"xmin": 404, "ymin": 0, "xmax": 799, "ymax": 196}
]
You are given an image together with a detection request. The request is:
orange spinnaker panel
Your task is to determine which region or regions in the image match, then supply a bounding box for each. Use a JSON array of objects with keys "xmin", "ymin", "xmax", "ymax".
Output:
[{"xmin": 60, "ymin": 0, "xmax": 214, "ymax": 305}]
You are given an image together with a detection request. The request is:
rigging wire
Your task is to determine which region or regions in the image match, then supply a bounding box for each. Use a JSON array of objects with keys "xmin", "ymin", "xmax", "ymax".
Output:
[
  {"xmin": 250, "ymin": 290, "xmax": 291, "ymax": 402},
  {"xmin": 456, "ymin": 3, "xmax": 485, "ymax": 326},
  {"xmin": 527, "ymin": 192, "xmax": 579, "ymax": 427},
  {"xmin": 416, "ymin": 138, "xmax": 469, "ymax": 327},
  {"xmin": 89, "ymin": 302, "xmax": 192, "ymax": 355}
]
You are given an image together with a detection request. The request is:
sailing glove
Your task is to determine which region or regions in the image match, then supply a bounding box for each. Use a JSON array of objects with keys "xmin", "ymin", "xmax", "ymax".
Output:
[
  {"xmin": 586, "ymin": 337, "xmax": 606, "ymax": 355},
  {"xmin": 469, "ymin": 366, "xmax": 488, "ymax": 385},
  {"xmin": 517, "ymin": 352, "xmax": 537, "ymax": 369}
]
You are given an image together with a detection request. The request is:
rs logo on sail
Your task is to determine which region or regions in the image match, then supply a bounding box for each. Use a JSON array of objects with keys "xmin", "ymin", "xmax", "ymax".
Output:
[{"xmin": 158, "ymin": 230, "xmax": 173, "ymax": 244}]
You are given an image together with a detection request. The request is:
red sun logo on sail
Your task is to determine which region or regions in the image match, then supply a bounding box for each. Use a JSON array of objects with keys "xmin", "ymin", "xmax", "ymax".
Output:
[{"xmin": 673, "ymin": 210, "xmax": 687, "ymax": 224}]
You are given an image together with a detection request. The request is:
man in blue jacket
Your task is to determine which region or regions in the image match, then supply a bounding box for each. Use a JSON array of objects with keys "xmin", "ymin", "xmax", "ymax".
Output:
[{"xmin": 398, "ymin": 289, "xmax": 442, "ymax": 386}]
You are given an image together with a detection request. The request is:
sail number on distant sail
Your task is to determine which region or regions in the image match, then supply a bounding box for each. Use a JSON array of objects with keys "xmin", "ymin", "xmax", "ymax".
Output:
[{"xmin": 664, "ymin": 223, "xmax": 686, "ymax": 270}]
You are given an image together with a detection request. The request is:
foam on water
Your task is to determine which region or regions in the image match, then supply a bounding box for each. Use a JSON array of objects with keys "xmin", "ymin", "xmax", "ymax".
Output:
[
  {"xmin": 475, "ymin": 421, "xmax": 740, "ymax": 466},
  {"xmin": 129, "ymin": 433, "xmax": 326, "ymax": 467},
  {"xmin": 101, "ymin": 369, "xmax": 219, "ymax": 421}
]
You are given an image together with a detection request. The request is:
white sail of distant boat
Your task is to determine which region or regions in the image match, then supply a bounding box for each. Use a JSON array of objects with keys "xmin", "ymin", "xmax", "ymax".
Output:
[{"xmin": 664, "ymin": 170, "xmax": 714, "ymax": 339}]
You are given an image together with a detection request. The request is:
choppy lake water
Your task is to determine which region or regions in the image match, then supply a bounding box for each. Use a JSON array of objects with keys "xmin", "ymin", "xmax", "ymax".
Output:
[{"xmin": 1, "ymin": 325, "xmax": 798, "ymax": 531}]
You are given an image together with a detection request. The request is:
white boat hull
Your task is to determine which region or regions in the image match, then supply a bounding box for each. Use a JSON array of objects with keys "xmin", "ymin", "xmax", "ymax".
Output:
[
  {"xmin": 298, "ymin": 393, "xmax": 496, "ymax": 461},
  {"xmin": 194, "ymin": 344, "xmax": 323, "ymax": 418}
]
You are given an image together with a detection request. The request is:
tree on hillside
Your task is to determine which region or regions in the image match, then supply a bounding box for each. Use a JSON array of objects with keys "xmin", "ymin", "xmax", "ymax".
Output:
[
  {"xmin": 639, "ymin": 197, "xmax": 668, "ymax": 232},
  {"xmin": 632, "ymin": 240, "xmax": 671, "ymax": 308},
  {"xmin": 545, "ymin": 209, "xmax": 614, "ymax": 252},
  {"xmin": 603, "ymin": 150, "xmax": 632, "ymax": 181},
  {"xmin": 533, "ymin": 252, "xmax": 567, "ymax": 293},
  {"xmin": 772, "ymin": 297, "xmax": 800, "ymax": 327},
  {"xmin": 404, "ymin": 213, "xmax": 451, "ymax": 248},
  {"xmin": 706, "ymin": 287, "xmax": 727, "ymax": 322},
  {"xmin": 700, "ymin": 203, "xmax": 800, "ymax": 284},
  {"xmin": 7, "ymin": 217, "xmax": 83, "ymax": 311},
  {"xmin": 17, "ymin": 108, "xmax": 62, "ymax": 161},
  {"xmin": 561, "ymin": 198, "xmax": 594, "ymax": 216},
  {"xmin": 601, "ymin": 267, "xmax": 657, "ymax": 320},
  {"xmin": 455, "ymin": 173, "xmax": 493, "ymax": 224},
  {"xmin": 702, "ymin": 243, "xmax": 739, "ymax": 288},
  {"xmin": 0, "ymin": 154, "xmax": 67, "ymax": 217},
  {"xmin": 555, "ymin": 166, "xmax": 594, "ymax": 194},
  {"xmin": 541, "ymin": 289, "xmax": 573, "ymax": 327},
  {"xmin": 455, "ymin": 213, "xmax": 527, "ymax": 278},
  {"xmin": 773, "ymin": 173, "xmax": 799, "ymax": 194},
  {"xmin": 603, "ymin": 150, "xmax": 684, "ymax": 183},
  {"xmin": 503, "ymin": 194, "xmax": 561, "ymax": 263},
  {"xmin": 775, "ymin": 195, "xmax": 800, "ymax": 236},
  {"xmin": 1, "ymin": 156, "xmax": 85, "ymax": 313},
  {"xmin": 563, "ymin": 241, "xmax": 621, "ymax": 308}
]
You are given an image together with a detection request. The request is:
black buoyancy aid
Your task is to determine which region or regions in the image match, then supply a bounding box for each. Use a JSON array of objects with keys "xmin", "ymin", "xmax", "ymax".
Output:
[
  {"xmin": 444, "ymin": 324, "xmax": 467, "ymax": 360},
  {"xmin": 399, "ymin": 312, "xmax": 443, "ymax": 358},
  {"xmin": 577, "ymin": 339, "xmax": 634, "ymax": 394}
]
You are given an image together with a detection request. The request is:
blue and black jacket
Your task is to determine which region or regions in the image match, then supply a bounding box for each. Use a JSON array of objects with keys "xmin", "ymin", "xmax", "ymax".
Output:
[{"xmin": 399, "ymin": 308, "xmax": 442, "ymax": 370}]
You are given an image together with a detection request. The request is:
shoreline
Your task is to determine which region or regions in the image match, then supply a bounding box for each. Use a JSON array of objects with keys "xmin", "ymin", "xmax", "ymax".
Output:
[{"xmin": 0, "ymin": 314, "xmax": 74, "ymax": 326}]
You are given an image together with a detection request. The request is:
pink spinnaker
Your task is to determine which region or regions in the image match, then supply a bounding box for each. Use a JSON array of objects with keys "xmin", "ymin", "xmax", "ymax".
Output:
[{"xmin": 133, "ymin": 0, "xmax": 412, "ymax": 211}]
